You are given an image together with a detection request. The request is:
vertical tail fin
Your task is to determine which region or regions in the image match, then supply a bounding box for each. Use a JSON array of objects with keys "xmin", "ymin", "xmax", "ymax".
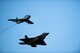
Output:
[
  {"xmin": 25, "ymin": 35, "xmax": 28, "ymax": 39},
  {"xmin": 16, "ymin": 17, "xmax": 19, "ymax": 24},
  {"xmin": 16, "ymin": 17, "xmax": 18, "ymax": 19}
]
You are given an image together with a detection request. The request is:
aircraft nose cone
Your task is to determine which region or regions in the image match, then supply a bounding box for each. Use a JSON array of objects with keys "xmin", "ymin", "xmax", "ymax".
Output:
[
  {"xmin": 31, "ymin": 22, "xmax": 34, "ymax": 24},
  {"xmin": 44, "ymin": 33, "xmax": 49, "ymax": 37},
  {"xmin": 46, "ymin": 33, "xmax": 49, "ymax": 35}
]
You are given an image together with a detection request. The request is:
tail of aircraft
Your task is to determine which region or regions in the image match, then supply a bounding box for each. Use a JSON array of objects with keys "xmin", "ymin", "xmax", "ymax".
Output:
[
  {"xmin": 25, "ymin": 35, "xmax": 28, "ymax": 39},
  {"xmin": 16, "ymin": 17, "xmax": 19, "ymax": 24}
]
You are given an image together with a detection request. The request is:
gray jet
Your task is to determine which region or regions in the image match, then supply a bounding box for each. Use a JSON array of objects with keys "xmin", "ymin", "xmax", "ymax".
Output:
[{"xmin": 19, "ymin": 32, "xmax": 49, "ymax": 47}]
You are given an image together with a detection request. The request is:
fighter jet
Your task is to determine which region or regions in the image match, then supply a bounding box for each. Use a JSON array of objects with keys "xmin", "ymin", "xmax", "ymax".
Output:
[
  {"xmin": 19, "ymin": 32, "xmax": 49, "ymax": 47},
  {"xmin": 8, "ymin": 15, "xmax": 34, "ymax": 24}
]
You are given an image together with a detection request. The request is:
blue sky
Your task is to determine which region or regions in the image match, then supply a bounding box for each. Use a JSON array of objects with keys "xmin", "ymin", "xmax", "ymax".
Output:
[{"xmin": 0, "ymin": 0, "xmax": 80, "ymax": 53}]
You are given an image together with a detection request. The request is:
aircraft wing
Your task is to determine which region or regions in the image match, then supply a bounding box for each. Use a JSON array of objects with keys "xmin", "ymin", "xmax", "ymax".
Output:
[
  {"xmin": 40, "ymin": 41, "xmax": 46, "ymax": 45},
  {"xmin": 36, "ymin": 40, "xmax": 46, "ymax": 45},
  {"xmin": 26, "ymin": 20, "xmax": 33, "ymax": 24},
  {"xmin": 23, "ymin": 15, "xmax": 29, "ymax": 18},
  {"xmin": 23, "ymin": 15, "xmax": 31, "ymax": 19}
]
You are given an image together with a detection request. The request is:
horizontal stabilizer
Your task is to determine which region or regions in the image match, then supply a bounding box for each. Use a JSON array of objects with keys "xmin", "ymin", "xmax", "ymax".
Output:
[{"xmin": 19, "ymin": 42, "xmax": 26, "ymax": 45}]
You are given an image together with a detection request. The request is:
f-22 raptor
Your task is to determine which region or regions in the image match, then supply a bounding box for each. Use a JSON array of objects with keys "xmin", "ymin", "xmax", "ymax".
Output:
[
  {"xmin": 19, "ymin": 32, "xmax": 49, "ymax": 47},
  {"xmin": 8, "ymin": 15, "xmax": 33, "ymax": 24}
]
